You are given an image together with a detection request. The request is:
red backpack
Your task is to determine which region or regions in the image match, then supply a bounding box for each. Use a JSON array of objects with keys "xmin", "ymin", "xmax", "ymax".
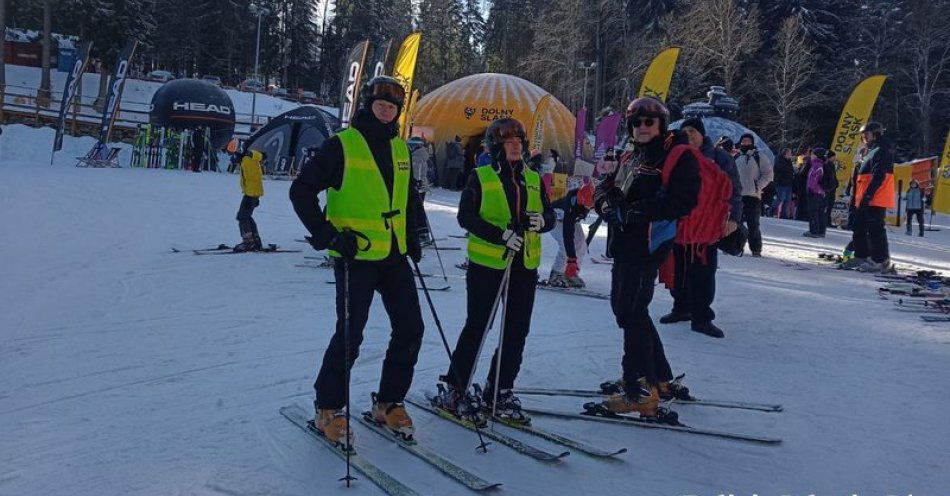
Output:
[{"xmin": 660, "ymin": 144, "xmax": 732, "ymax": 263}]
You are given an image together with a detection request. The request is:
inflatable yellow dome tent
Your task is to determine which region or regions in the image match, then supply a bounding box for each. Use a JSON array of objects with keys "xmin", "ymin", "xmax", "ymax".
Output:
[{"xmin": 410, "ymin": 73, "xmax": 576, "ymax": 187}]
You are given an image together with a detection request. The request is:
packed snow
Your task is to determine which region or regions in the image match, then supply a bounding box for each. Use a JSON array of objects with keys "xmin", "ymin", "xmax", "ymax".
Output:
[{"xmin": 2, "ymin": 124, "xmax": 949, "ymax": 496}]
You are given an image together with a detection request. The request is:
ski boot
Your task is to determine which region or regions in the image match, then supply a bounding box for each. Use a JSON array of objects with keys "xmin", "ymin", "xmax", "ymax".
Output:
[
  {"xmin": 691, "ymin": 321, "xmax": 725, "ymax": 338},
  {"xmin": 838, "ymin": 256, "xmax": 868, "ymax": 270},
  {"xmin": 658, "ymin": 374, "xmax": 696, "ymax": 401},
  {"xmin": 857, "ymin": 258, "xmax": 894, "ymax": 274},
  {"xmin": 431, "ymin": 382, "xmax": 486, "ymax": 428},
  {"xmin": 547, "ymin": 270, "xmax": 569, "ymax": 287},
  {"xmin": 314, "ymin": 408, "xmax": 354, "ymax": 449},
  {"xmin": 477, "ymin": 384, "xmax": 531, "ymax": 425},
  {"xmin": 565, "ymin": 275, "xmax": 586, "ymax": 288},
  {"xmin": 659, "ymin": 311, "xmax": 692, "ymax": 324},
  {"xmin": 600, "ymin": 377, "xmax": 660, "ymax": 418},
  {"xmin": 599, "ymin": 378, "xmax": 625, "ymax": 395},
  {"xmin": 233, "ymin": 233, "xmax": 261, "ymax": 252},
  {"xmin": 369, "ymin": 392, "xmax": 414, "ymax": 442}
]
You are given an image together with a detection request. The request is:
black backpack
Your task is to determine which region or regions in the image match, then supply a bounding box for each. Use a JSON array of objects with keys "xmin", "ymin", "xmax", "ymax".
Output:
[{"xmin": 821, "ymin": 161, "xmax": 838, "ymax": 192}]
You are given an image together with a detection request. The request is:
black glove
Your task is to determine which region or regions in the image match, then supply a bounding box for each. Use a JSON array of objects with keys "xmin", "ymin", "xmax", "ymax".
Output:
[
  {"xmin": 407, "ymin": 241, "xmax": 422, "ymax": 264},
  {"xmin": 602, "ymin": 189, "xmax": 628, "ymax": 226},
  {"xmin": 328, "ymin": 230, "xmax": 359, "ymax": 259}
]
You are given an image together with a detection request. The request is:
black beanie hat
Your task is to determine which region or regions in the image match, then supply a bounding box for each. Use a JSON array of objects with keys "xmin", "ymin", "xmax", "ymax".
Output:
[{"xmin": 680, "ymin": 117, "xmax": 705, "ymax": 137}]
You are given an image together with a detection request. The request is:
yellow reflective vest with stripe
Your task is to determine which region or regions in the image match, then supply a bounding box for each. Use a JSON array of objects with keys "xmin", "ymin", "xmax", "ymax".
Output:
[
  {"xmin": 467, "ymin": 165, "xmax": 542, "ymax": 270},
  {"xmin": 325, "ymin": 128, "xmax": 411, "ymax": 261}
]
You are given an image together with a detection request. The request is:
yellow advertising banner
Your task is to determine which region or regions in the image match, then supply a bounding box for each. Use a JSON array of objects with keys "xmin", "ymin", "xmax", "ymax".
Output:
[
  {"xmin": 942, "ymin": 129, "xmax": 950, "ymax": 167},
  {"xmin": 393, "ymin": 32, "xmax": 422, "ymax": 137},
  {"xmin": 830, "ymin": 75, "xmax": 887, "ymax": 191},
  {"xmin": 528, "ymin": 94, "xmax": 552, "ymax": 151},
  {"xmin": 401, "ymin": 89, "xmax": 420, "ymax": 140},
  {"xmin": 934, "ymin": 166, "xmax": 950, "ymax": 215},
  {"xmin": 638, "ymin": 47, "xmax": 680, "ymax": 102}
]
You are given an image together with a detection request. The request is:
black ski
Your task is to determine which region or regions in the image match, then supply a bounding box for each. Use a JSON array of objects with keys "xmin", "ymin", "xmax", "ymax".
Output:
[
  {"xmin": 279, "ymin": 405, "xmax": 420, "ymax": 496},
  {"xmin": 195, "ymin": 244, "xmax": 301, "ymax": 255},
  {"xmin": 355, "ymin": 412, "xmax": 501, "ymax": 491},
  {"xmin": 536, "ymin": 282, "xmax": 610, "ymax": 301},
  {"xmin": 488, "ymin": 415, "xmax": 626, "ymax": 458},
  {"xmin": 172, "ymin": 244, "xmax": 230, "ymax": 253},
  {"xmin": 523, "ymin": 405, "xmax": 782, "ymax": 444},
  {"xmin": 513, "ymin": 387, "xmax": 783, "ymax": 412},
  {"xmin": 405, "ymin": 396, "xmax": 569, "ymax": 462},
  {"xmin": 920, "ymin": 315, "xmax": 950, "ymax": 322}
]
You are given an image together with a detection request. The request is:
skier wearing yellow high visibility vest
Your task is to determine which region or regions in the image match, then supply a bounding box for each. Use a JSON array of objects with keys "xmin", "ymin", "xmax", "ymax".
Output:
[
  {"xmin": 431, "ymin": 118, "xmax": 555, "ymax": 427},
  {"xmin": 289, "ymin": 76, "xmax": 425, "ymax": 446}
]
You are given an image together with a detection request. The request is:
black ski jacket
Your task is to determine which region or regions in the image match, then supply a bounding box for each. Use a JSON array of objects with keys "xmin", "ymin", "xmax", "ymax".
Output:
[{"xmin": 289, "ymin": 109, "xmax": 423, "ymax": 262}]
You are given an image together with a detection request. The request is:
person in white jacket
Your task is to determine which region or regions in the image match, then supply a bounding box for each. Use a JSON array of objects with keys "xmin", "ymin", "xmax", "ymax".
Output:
[{"xmin": 734, "ymin": 133, "xmax": 773, "ymax": 256}]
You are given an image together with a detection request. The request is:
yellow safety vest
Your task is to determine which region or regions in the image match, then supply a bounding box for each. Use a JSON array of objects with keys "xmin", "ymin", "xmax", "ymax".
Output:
[
  {"xmin": 467, "ymin": 165, "xmax": 542, "ymax": 270},
  {"xmin": 326, "ymin": 128, "xmax": 411, "ymax": 261}
]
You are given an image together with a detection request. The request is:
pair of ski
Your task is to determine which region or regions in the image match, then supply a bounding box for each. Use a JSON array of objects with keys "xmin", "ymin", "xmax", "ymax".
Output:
[
  {"xmin": 920, "ymin": 315, "xmax": 950, "ymax": 322},
  {"xmin": 510, "ymin": 387, "xmax": 782, "ymax": 445},
  {"xmin": 173, "ymin": 244, "xmax": 301, "ymax": 255},
  {"xmin": 407, "ymin": 395, "xmax": 626, "ymax": 460},
  {"xmin": 280, "ymin": 404, "xmax": 499, "ymax": 495}
]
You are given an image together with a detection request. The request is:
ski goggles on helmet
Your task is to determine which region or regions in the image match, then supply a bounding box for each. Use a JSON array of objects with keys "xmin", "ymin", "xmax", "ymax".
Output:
[{"xmin": 367, "ymin": 81, "xmax": 406, "ymax": 106}]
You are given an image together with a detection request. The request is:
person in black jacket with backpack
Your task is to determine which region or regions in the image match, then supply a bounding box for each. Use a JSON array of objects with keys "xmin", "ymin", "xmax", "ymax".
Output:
[{"xmin": 592, "ymin": 97, "xmax": 700, "ymax": 417}]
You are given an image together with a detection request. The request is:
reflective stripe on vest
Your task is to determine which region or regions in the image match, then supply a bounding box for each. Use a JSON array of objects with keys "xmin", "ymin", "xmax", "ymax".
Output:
[
  {"xmin": 326, "ymin": 128, "xmax": 410, "ymax": 261},
  {"xmin": 467, "ymin": 165, "xmax": 542, "ymax": 270},
  {"xmin": 854, "ymin": 147, "xmax": 896, "ymax": 208}
]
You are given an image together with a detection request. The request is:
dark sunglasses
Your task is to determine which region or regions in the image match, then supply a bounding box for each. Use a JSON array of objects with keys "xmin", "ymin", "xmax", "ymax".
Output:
[{"xmin": 631, "ymin": 117, "xmax": 656, "ymax": 128}]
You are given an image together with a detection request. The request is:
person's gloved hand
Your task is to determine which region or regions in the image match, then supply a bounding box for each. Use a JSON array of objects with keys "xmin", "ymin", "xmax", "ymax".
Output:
[
  {"xmin": 601, "ymin": 189, "xmax": 627, "ymax": 225},
  {"xmin": 527, "ymin": 212, "xmax": 545, "ymax": 232},
  {"xmin": 328, "ymin": 229, "xmax": 359, "ymax": 259},
  {"xmin": 501, "ymin": 229, "xmax": 524, "ymax": 252},
  {"xmin": 565, "ymin": 257, "xmax": 580, "ymax": 278}
]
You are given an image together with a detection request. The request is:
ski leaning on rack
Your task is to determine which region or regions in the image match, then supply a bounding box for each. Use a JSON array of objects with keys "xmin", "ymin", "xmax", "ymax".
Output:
[
  {"xmin": 512, "ymin": 388, "xmax": 783, "ymax": 413},
  {"xmin": 355, "ymin": 412, "xmax": 502, "ymax": 491},
  {"xmin": 521, "ymin": 405, "xmax": 782, "ymax": 445},
  {"xmin": 278, "ymin": 405, "xmax": 420, "ymax": 496},
  {"xmin": 405, "ymin": 396, "xmax": 570, "ymax": 462},
  {"xmin": 488, "ymin": 415, "xmax": 626, "ymax": 458}
]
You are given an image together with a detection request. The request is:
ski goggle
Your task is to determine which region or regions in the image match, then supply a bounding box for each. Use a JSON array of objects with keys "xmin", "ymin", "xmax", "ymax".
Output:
[
  {"xmin": 367, "ymin": 81, "xmax": 406, "ymax": 106},
  {"xmin": 492, "ymin": 120, "xmax": 526, "ymax": 141}
]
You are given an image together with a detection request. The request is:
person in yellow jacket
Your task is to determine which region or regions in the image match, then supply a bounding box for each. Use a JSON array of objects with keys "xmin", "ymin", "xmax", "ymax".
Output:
[
  {"xmin": 234, "ymin": 150, "xmax": 265, "ymax": 252},
  {"xmin": 430, "ymin": 118, "xmax": 555, "ymax": 427},
  {"xmin": 289, "ymin": 76, "xmax": 425, "ymax": 447}
]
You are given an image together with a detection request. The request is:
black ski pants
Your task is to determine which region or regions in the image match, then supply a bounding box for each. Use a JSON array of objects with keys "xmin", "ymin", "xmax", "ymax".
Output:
[
  {"xmin": 444, "ymin": 262, "xmax": 538, "ymax": 392},
  {"xmin": 906, "ymin": 209, "xmax": 924, "ymax": 235},
  {"xmin": 670, "ymin": 244, "xmax": 718, "ymax": 325},
  {"xmin": 314, "ymin": 257, "xmax": 425, "ymax": 409},
  {"xmin": 741, "ymin": 196, "xmax": 763, "ymax": 254},
  {"xmin": 610, "ymin": 261, "xmax": 673, "ymax": 392},
  {"xmin": 236, "ymin": 195, "xmax": 259, "ymax": 238},
  {"xmin": 851, "ymin": 206, "xmax": 890, "ymax": 263},
  {"xmin": 807, "ymin": 192, "xmax": 827, "ymax": 235}
]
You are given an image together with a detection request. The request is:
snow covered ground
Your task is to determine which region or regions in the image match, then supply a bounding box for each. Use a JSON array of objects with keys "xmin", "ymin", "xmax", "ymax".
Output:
[{"xmin": 2, "ymin": 125, "xmax": 949, "ymax": 496}]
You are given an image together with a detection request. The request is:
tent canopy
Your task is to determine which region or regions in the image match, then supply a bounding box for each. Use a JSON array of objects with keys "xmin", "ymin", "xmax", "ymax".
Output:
[
  {"xmin": 245, "ymin": 105, "xmax": 339, "ymax": 174},
  {"xmin": 411, "ymin": 73, "xmax": 576, "ymax": 179}
]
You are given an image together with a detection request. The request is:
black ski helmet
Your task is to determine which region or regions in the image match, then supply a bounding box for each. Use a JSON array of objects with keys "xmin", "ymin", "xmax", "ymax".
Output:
[
  {"xmin": 625, "ymin": 96, "xmax": 670, "ymax": 134},
  {"xmin": 360, "ymin": 76, "xmax": 406, "ymax": 112},
  {"xmin": 859, "ymin": 121, "xmax": 884, "ymax": 140},
  {"xmin": 484, "ymin": 118, "xmax": 527, "ymax": 161}
]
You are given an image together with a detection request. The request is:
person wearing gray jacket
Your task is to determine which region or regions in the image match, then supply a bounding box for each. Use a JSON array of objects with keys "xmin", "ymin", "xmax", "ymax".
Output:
[
  {"xmin": 905, "ymin": 179, "xmax": 925, "ymax": 237},
  {"xmin": 734, "ymin": 133, "xmax": 773, "ymax": 256}
]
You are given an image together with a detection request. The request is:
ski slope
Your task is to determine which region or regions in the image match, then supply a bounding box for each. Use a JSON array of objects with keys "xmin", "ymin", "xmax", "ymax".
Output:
[{"xmin": 2, "ymin": 125, "xmax": 949, "ymax": 496}]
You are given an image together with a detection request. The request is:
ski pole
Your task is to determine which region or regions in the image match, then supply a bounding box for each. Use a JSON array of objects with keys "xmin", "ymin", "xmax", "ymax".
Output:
[
  {"xmin": 489, "ymin": 266, "xmax": 512, "ymax": 429},
  {"xmin": 422, "ymin": 212, "xmax": 448, "ymax": 283},
  {"xmin": 339, "ymin": 258, "xmax": 357, "ymax": 486},
  {"xmin": 411, "ymin": 258, "xmax": 490, "ymax": 452}
]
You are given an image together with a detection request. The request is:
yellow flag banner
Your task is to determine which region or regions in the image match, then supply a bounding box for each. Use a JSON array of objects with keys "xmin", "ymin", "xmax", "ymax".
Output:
[
  {"xmin": 942, "ymin": 129, "xmax": 950, "ymax": 168},
  {"xmin": 400, "ymin": 89, "xmax": 420, "ymax": 140},
  {"xmin": 393, "ymin": 32, "xmax": 422, "ymax": 137},
  {"xmin": 638, "ymin": 47, "xmax": 680, "ymax": 102},
  {"xmin": 528, "ymin": 94, "xmax": 552, "ymax": 151},
  {"xmin": 830, "ymin": 75, "xmax": 887, "ymax": 191}
]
